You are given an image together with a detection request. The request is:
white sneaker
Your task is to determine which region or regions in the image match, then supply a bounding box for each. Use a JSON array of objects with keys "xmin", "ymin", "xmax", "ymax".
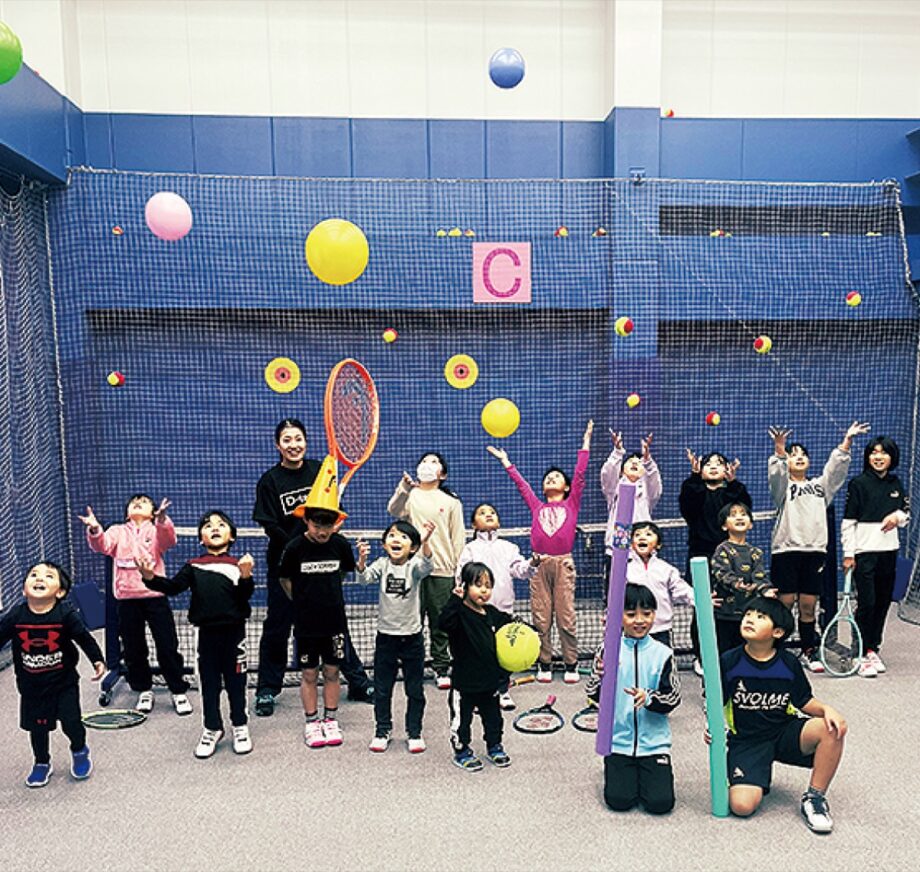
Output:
[
  {"xmin": 692, "ymin": 659, "xmax": 704, "ymax": 677},
  {"xmin": 194, "ymin": 728, "xmax": 223, "ymax": 759},
  {"xmin": 563, "ymin": 667, "xmax": 580, "ymax": 685},
  {"xmin": 136, "ymin": 690, "xmax": 154, "ymax": 713},
  {"xmin": 802, "ymin": 652, "xmax": 825, "ymax": 674},
  {"xmin": 232, "ymin": 724, "xmax": 252, "ymax": 755},
  {"xmin": 858, "ymin": 658, "xmax": 878, "ymax": 678},
  {"xmin": 172, "ymin": 694, "xmax": 193, "ymax": 716},
  {"xmin": 407, "ymin": 737, "xmax": 426, "ymax": 754},
  {"xmin": 322, "ymin": 717, "xmax": 343, "ymax": 747},
  {"xmin": 369, "ymin": 734, "xmax": 390, "ymax": 753},
  {"xmin": 536, "ymin": 665, "xmax": 552, "ymax": 683},
  {"xmin": 866, "ymin": 650, "xmax": 886, "ymax": 673},
  {"xmin": 436, "ymin": 674, "xmax": 452, "ymax": 690},
  {"xmin": 801, "ymin": 792, "xmax": 834, "ymax": 834},
  {"xmin": 499, "ymin": 692, "xmax": 516, "ymax": 711},
  {"xmin": 304, "ymin": 720, "xmax": 326, "ymax": 749}
]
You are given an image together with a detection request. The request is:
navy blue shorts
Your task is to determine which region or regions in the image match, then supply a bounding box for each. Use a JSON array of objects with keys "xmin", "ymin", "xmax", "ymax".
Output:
[
  {"xmin": 295, "ymin": 633, "xmax": 345, "ymax": 669},
  {"xmin": 728, "ymin": 718, "xmax": 815, "ymax": 791}
]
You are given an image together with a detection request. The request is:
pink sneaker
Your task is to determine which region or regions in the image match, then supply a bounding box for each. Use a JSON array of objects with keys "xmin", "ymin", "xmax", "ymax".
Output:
[
  {"xmin": 322, "ymin": 718, "xmax": 343, "ymax": 746},
  {"xmin": 304, "ymin": 720, "xmax": 326, "ymax": 748}
]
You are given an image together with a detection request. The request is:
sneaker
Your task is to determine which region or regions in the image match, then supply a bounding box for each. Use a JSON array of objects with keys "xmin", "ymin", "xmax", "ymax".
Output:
[
  {"xmin": 858, "ymin": 658, "xmax": 878, "ymax": 678},
  {"xmin": 70, "ymin": 746, "xmax": 92, "ymax": 779},
  {"xmin": 563, "ymin": 666, "xmax": 580, "ymax": 685},
  {"xmin": 195, "ymin": 728, "xmax": 223, "ymax": 759},
  {"xmin": 436, "ymin": 674, "xmax": 452, "ymax": 690},
  {"xmin": 453, "ymin": 746, "xmax": 483, "ymax": 772},
  {"xmin": 692, "ymin": 659, "xmax": 704, "ymax": 677},
  {"xmin": 25, "ymin": 762, "xmax": 52, "ymax": 788},
  {"xmin": 407, "ymin": 737, "xmax": 427, "ymax": 754},
  {"xmin": 172, "ymin": 694, "xmax": 193, "ymax": 716},
  {"xmin": 303, "ymin": 720, "xmax": 326, "ymax": 749},
  {"xmin": 487, "ymin": 743, "xmax": 512, "ymax": 768},
  {"xmin": 499, "ymin": 692, "xmax": 516, "ymax": 711},
  {"xmin": 254, "ymin": 691, "xmax": 276, "ymax": 717},
  {"xmin": 536, "ymin": 664, "xmax": 553, "ymax": 683},
  {"xmin": 866, "ymin": 650, "xmax": 887, "ymax": 673},
  {"xmin": 322, "ymin": 718, "xmax": 343, "ymax": 747},
  {"xmin": 347, "ymin": 685, "xmax": 374, "ymax": 704},
  {"xmin": 801, "ymin": 792, "xmax": 834, "ymax": 833},
  {"xmin": 136, "ymin": 690, "xmax": 155, "ymax": 713},
  {"xmin": 803, "ymin": 651, "xmax": 825, "ymax": 674},
  {"xmin": 232, "ymin": 725, "xmax": 252, "ymax": 755},
  {"xmin": 369, "ymin": 733, "xmax": 390, "ymax": 753}
]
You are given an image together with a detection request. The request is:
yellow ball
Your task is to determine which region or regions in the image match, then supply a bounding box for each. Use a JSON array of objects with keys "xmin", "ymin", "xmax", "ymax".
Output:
[
  {"xmin": 106, "ymin": 371, "xmax": 124, "ymax": 387},
  {"xmin": 305, "ymin": 218, "xmax": 369, "ymax": 286},
  {"xmin": 753, "ymin": 335, "xmax": 772, "ymax": 354},
  {"xmin": 382, "ymin": 328, "xmax": 398, "ymax": 344},
  {"xmin": 615, "ymin": 316, "xmax": 634, "ymax": 337},
  {"xmin": 626, "ymin": 392, "xmax": 640, "ymax": 409},
  {"xmin": 846, "ymin": 291, "xmax": 862, "ymax": 307},
  {"xmin": 481, "ymin": 398, "xmax": 520, "ymax": 439},
  {"xmin": 706, "ymin": 411, "xmax": 721, "ymax": 426},
  {"xmin": 495, "ymin": 623, "xmax": 540, "ymax": 672}
]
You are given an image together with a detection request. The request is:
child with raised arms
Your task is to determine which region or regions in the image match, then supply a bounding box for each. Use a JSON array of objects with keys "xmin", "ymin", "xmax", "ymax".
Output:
[
  {"xmin": 139, "ymin": 510, "xmax": 255, "ymax": 759},
  {"xmin": 79, "ymin": 495, "xmax": 191, "ymax": 715},
  {"xmin": 388, "ymin": 451, "xmax": 466, "ymax": 690},
  {"xmin": 487, "ymin": 419, "xmax": 593, "ymax": 684},
  {"xmin": 0, "ymin": 562, "xmax": 104, "ymax": 787},
  {"xmin": 356, "ymin": 519, "xmax": 435, "ymax": 753},
  {"xmin": 715, "ymin": 597, "xmax": 847, "ymax": 833},
  {"xmin": 768, "ymin": 421, "xmax": 869, "ymax": 671},
  {"xmin": 439, "ymin": 562, "xmax": 514, "ymax": 772},
  {"xmin": 456, "ymin": 502, "xmax": 539, "ymax": 709}
]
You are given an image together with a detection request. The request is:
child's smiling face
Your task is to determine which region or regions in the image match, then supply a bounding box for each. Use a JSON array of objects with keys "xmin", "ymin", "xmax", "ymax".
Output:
[
  {"xmin": 23, "ymin": 564, "xmax": 66, "ymax": 604},
  {"xmin": 867, "ymin": 445, "xmax": 892, "ymax": 476},
  {"xmin": 382, "ymin": 527, "xmax": 416, "ymax": 564},
  {"xmin": 631, "ymin": 526, "xmax": 660, "ymax": 560}
]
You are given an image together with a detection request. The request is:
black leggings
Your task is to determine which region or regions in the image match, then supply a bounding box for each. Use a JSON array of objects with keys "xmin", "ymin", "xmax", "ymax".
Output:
[{"xmin": 28, "ymin": 688, "xmax": 86, "ymax": 764}]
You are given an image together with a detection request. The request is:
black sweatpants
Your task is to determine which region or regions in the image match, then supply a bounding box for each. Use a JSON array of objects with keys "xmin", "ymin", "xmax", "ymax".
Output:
[
  {"xmin": 198, "ymin": 624, "xmax": 248, "ymax": 732},
  {"xmin": 853, "ymin": 550, "xmax": 897, "ymax": 653},
  {"xmin": 450, "ymin": 689, "xmax": 503, "ymax": 750},
  {"xmin": 117, "ymin": 596, "xmax": 188, "ymax": 694},
  {"xmin": 28, "ymin": 685, "xmax": 86, "ymax": 764},
  {"xmin": 604, "ymin": 752, "xmax": 675, "ymax": 815},
  {"xmin": 373, "ymin": 632, "xmax": 426, "ymax": 738}
]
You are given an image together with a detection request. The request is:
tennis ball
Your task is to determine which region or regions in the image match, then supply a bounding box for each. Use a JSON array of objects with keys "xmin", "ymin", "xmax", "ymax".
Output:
[
  {"xmin": 753, "ymin": 335, "xmax": 772, "ymax": 354},
  {"xmin": 626, "ymin": 392, "xmax": 641, "ymax": 409},
  {"xmin": 448, "ymin": 227, "xmax": 462, "ymax": 237},
  {"xmin": 107, "ymin": 371, "xmax": 125, "ymax": 387},
  {"xmin": 706, "ymin": 411, "xmax": 721, "ymax": 426},
  {"xmin": 382, "ymin": 328, "xmax": 398, "ymax": 344},
  {"xmin": 495, "ymin": 623, "xmax": 540, "ymax": 672},
  {"xmin": 554, "ymin": 226, "xmax": 569, "ymax": 237},
  {"xmin": 846, "ymin": 291, "xmax": 862, "ymax": 307},
  {"xmin": 481, "ymin": 398, "xmax": 520, "ymax": 439},
  {"xmin": 615, "ymin": 316, "xmax": 634, "ymax": 337}
]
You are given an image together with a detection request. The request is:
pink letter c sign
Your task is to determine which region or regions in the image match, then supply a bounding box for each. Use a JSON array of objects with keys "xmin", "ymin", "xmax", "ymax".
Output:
[{"xmin": 473, "ymin": 242, "xmax": 531, "ymax": 304}]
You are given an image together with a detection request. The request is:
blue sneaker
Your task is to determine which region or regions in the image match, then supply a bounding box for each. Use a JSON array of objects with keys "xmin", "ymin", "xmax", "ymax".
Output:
[
  {"xmin": 25, "ymin": 762, "xmax": 52, "ymax": 788},
  {"xmin": 487, "ymin": 743, "xmax": 512, "ymax": 768},
  {"xmin": 71, "ymin": 746, "xmax": 92, "ymax": 780},
  {"xmin": 453, "ymin": 746, "xmax": 483, "ymax": 772}
]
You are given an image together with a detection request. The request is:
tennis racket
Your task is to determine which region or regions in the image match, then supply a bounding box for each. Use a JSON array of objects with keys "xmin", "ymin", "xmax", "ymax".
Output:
[
  {"xmin": 324, "ymin": 358, "xmax": 380, "ymax": 492},
  {"xmin": 819, "ymin": 569, "xmax": 863, "ymax": 677},
  {"xmin": 512, "ymin": 694, "xmax": 565, "ymax": 735},
  {"xmin": 572, "ymin": 704, "xmax": 598, "ymax": 733},
  {"xmin": 510, "ymin": 675, "xmax": 535, "ymax": 687},
  {"xmin": 82, "ymin": 709, "xmax": 147, "ymax": 729}
]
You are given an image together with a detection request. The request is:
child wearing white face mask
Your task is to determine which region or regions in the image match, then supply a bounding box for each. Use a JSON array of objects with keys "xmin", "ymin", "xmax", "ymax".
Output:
[{"xmin": 388, "ymin": 452, "xmax": 466, "ymax": 689}]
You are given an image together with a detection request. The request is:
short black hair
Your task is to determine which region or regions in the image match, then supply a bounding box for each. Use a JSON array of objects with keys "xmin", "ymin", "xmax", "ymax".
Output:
[
  {"xmin": 382, "ymin": 520, "xmax": 421, "ymax": 551},
  {"xmin": 197, "ymin": 510, "xmax": 237, "ymax": 543},
  {"xmin": 303, "ymin": 508, "xmax": 339, "ymax": 527},
  {"xmin": 275, "ymin": 418, "xmax": 306, "ymax": 443},
  {"xmin": 701, "ymin": 452, "xmax": 729, "ymax": 469},
  {"xmin": 619, "ymin": 451, "xmax": 642, "ymax": 472},
  {"xmin": 787, "ymin": 442, "xmax": 809, "ymax": 458},
  {"xmin": 631, "ymin": 521, "xmax": 663, "ymax": 547},
  {"xmin": 123, "ymin": 493, "xmax": 155, "ymax": 520},
  {"xmin": 471, "ymin": 502, "xmax": 501, "ymax": 526},
  {"xmin": 542, "ymin": 466, "xmax": 571, "ymax": 490},
  {"xmin": 742, "ymin": 596, "xmax": 794, "ymax": 640},
  {"xmin": 624, "ymin": 582, "xmax": 657, "ymax": 612},
  {"xmin": 26, "ymin": 561, "xmax": 72, "ymax": 596},
  {"xmin": 460, "ymin": 561, "xmax": 494, "ymax": 592},
  {"xmin": 863, "ymin": 436, "xmax": 900, "ymax": 472},
  {"xmin": 718, "ymin": 502, "xmax": 751, "ymax": 528}
]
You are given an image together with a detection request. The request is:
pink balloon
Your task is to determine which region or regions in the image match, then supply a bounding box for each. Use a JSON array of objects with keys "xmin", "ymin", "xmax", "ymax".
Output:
[{"xmin": 145, "ymin": 191, "xmax": 192, "ymax": 241}]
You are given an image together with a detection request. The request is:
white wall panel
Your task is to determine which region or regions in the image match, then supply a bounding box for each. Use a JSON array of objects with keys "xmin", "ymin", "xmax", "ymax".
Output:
[
  {"xmin": 0, "ymin": 0, "xmax": 67, "ymax": 93},
  {"xmin": 73, "ymin": 0, "xmax": 109, "ymax": 110},
  {"xmin": 612, "ymin": 0, "xmax": 662, "ymax": 108},
  {"xmin": 660, "ymin": 0, "xmax": 713, "ymax": 116},
  {"xmin": 425, "ymin": 0, "xmax": 487, "ymax": 119},
  {"xmin": 856, "ymin": 1, "xmax": 920, "ymax": 118},
  {"xmin": 561, "ymin": 0, "xmax": 610, "ymax": 119}
]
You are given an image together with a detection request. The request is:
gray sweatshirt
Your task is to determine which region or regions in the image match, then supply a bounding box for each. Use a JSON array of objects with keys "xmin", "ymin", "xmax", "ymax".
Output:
[
  {"xmin": 768, "ymin": 447, "xmax": 851, "ymax": 554},
  {"xmin": 356, "ymin": 552, "xmax": 432, "ymax": 636}
]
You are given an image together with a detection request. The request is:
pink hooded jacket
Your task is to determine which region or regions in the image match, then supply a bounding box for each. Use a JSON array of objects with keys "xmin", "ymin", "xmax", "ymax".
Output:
[{"xmin": 86, "ymin": 517, "xmax": 177, "ymax": 599}]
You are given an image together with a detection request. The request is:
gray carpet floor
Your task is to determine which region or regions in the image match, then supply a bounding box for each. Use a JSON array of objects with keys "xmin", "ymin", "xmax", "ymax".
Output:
[{"xmin": 0, "ymin": 611, "xmax": 917, "ymax": 872}]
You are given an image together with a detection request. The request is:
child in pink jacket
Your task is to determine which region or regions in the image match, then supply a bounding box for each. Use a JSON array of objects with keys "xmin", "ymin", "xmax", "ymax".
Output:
[{"xmin": 79, "ymin": 495, "xmax": 191, "ymax": 715}]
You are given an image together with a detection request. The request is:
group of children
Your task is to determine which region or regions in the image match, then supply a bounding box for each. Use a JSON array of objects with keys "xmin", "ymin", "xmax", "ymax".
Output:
[{"xmin": 0, "ymin": 416, "xmax": 910, "ymax": 836}]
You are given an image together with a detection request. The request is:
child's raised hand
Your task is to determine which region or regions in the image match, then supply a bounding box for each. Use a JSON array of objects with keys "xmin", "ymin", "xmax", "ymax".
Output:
[
  {"xmin": 420, "ymin": 521, "xmax": 436, "ymax": 543},
  {"xmin": 92, "ymin": 661, "xmax": 105, "ymax": 681},
  {"xmin": 135, "ymin": 555, "xmax": 156, "ymax": 580},
  {"xmin": 726, "ymin": 458, "xmax": 741, "ymax": 481},
  {"xmin": 78, "ymin": 507, "xmax": 100, "ymax": 530},
  {"xmin": 842, "ymin": 420, "xmax": 871, "ymax": 452},
  {"xmin": 238, "ymin": 553, "xmax": 254, "ymax": 578},
  {"xmin": 685, "ymin": 448, "xmax": 701, "ymax": 473},
  {"xmin": 356, "ymin": 539, "xmax": 371, "ymax": 566},
  {"xmin": 153, "ymin": 497, "xmax": 171, "ymax": 521},
  {"xmin": 401, "ymin": 471, "xmax": 418, "ymax": 489},
  {"xmin": 582, "ymin": 419, "xmax": 594, "ymax": 448},
  {"xmin": 609, "ymin": 430, "xmax": 623, "ymax": 451},
  {"xmin": 768, "ymin": 426, "xmax": 791, "ymax": 454},
  {"xmin": 624, "ymin": 687, "xmax": 647, "ymax": 709},
  {"xmin": 641, "ymin": 432, "xmax": 654, "ymax": 460},
  {"xmin": 486, "ymin": 445, "xmax": 511, "ymax": 468}
]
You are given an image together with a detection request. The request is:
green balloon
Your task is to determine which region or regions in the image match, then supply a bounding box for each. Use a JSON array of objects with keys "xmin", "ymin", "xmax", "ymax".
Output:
[{"xmin": 0, "ymin": 21, "xmax": 23, "ymax": 86}]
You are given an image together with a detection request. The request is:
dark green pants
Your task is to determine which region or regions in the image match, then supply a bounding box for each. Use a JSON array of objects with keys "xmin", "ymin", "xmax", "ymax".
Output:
[{"xmin": 421, "ymin": 574, "xmax": 454, "ymax": 674}]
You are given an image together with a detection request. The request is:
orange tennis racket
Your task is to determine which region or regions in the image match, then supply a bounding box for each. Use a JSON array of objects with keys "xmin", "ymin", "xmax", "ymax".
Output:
[{"xmin": 324, "ymin": 358, "xmax": 380, "ymax": 491}]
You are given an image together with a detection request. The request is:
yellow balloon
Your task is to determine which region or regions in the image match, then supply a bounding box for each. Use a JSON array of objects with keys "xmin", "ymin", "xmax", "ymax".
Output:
[
  {"xmin": 481, "ymin": 398, "xmax": 520, "ymax": 439},
  {"xmin": 305, "ymin": 218, "xmax": 369, "ymax": 286}
]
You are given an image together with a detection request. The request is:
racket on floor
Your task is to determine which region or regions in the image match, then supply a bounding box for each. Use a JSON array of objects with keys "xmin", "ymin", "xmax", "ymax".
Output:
[
  {"xmin": 512, "ymin": 694, "xmax": 565, "ymax": 734},
  {"xmin": 324, "ymin": 358, "xmax": 380, "ymax": 492},
  {"xmin": 510, "ymin": 675, "xmax": 535, "ymax": 687},
  {"xmin": 82, "ymin": 709, "xmax": 147, "ymax": 729},
  {"xmin": 572, "ymin": 704, "xmax": 598, "ymax": 732},
  {"xmin": 819, "ymin": 569, "xmax": 863, "ymax": 677}
]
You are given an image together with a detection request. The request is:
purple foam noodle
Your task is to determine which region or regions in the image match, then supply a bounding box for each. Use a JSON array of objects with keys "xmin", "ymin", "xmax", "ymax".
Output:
[{"xmin": 595, "ymin": 482, "xmax": 636, "ymax": 756}]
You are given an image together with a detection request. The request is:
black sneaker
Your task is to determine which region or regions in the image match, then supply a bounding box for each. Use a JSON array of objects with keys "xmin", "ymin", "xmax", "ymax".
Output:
[
  {"xmin": 487, "ymin": 743, "xmax": 511, "ymax": 768},
  {"xmin": 801, "ymin": 792, "xmax": 834, "ymax": 833},
  {"xmin": 254, "ymin": 691, "xmax": 275, "ymax": 717},
  {"xmin": 347, "ymin": 685, "xmax": 374, "ymax": 704}
]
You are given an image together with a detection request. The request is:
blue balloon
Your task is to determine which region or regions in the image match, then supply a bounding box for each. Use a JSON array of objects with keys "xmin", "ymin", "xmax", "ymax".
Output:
[{"xmin": 489, "ymin": 48, "xmax": 525, "ymax": 89}]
